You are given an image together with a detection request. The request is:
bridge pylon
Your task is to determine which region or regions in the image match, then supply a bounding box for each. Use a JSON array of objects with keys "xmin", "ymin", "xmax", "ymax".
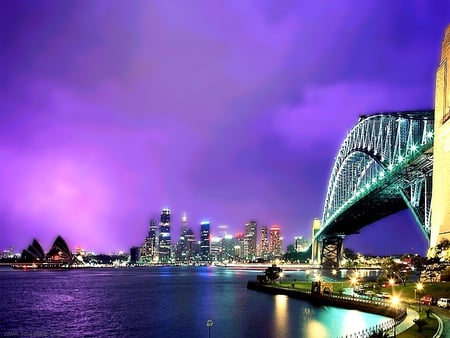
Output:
[
  {"xmin": 321, "ymin": 235, "xmax": 344, "ymax": 270},
  {"xmin": 430, "ymin": 24, "xmax": 450, "ymax": 250},
  {"xmin": 311, "ymin": 218, "xmax": 321, "ymax": 265}
]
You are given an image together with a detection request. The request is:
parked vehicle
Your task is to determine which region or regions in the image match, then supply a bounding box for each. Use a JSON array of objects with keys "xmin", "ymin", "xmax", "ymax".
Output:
[
  {"xmin": 420, "ymin": 295, "xmax": 434, "ymax": 306},
  {"xmin": 365, "ymin": 291, "xmax": 375, "ymax": 297},
  {"xmin": 376, "ymin": 292, "xmax": 391, "ymax": 299},
  {"xmin": 437, "ymin": 298, "xmax": 450, "ymax": 308}
]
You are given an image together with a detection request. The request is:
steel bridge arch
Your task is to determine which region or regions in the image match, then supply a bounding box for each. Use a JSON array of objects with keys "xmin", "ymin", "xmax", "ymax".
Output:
[{"xmin": 319, "ymin": 110, "xmax": 434, "ymax": 244}]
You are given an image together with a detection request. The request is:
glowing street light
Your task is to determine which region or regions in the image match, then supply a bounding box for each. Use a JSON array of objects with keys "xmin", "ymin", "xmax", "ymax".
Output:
[
  {"xmin": 350, "ymin": 276, "xmax": 358, "ymax": 299},
  {"xmin": 391, "ymin": 296, "xmax": 399, "ymax": 338},
  {"xmin": 416, "ymin": 282, "xmax": 423, "ymax": 311},
  {"xmin": 389, "ymin": 278, "xmax": 395, "ymax": 296},
  {"xmin": 206, "ymin": 320, "xmax": 213, "ymax": 338}
]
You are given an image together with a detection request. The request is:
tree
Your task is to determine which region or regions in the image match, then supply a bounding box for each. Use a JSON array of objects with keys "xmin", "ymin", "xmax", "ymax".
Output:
[
  {"xmin": 422, "ymin": 239, "xmax": 450, "ymax": 282},
  {"xmin": 413, "ymin": 318, "xmax": 427, "ymax": 332},
  {"xmin": 265, "ymin": 264, "xmax": 283, "ymax": 283},
  {"xmin": 378, "ymin": 257, "xmax": 411, "ymax": 286},
  {"xmin": 410, "ymin": 254, "xmax": 426, "ymax": 273},
  {"xmin": 286, "ymin": 244, "xmax": 296, "ymax": 253}
]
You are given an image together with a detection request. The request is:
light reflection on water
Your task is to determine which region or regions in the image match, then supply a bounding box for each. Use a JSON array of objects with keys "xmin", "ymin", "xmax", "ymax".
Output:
[
  {"xmin": 274, "ymin": 295, "xmax": 288, "ymax": 336},
  {"xmin": 0, "ymin": 267, "xmax": 389, "ymax": 338}
]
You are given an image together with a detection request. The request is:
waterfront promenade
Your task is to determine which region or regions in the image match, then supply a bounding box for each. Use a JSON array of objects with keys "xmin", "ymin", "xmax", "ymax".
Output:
[
  {"xmin": 247, "ymin": 281, "xmax": 406, "ymax": 320},
  {"xmin": 247, "ymin": 280, "xmax": 450, "ymax": 337}
]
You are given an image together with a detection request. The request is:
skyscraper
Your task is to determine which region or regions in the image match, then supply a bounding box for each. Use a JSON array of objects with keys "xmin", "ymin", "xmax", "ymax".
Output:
[
  {"xmin": 245, "ymin": 220, "xmax": 257, "ymax": 260},
  {"xmin": 270, "ymin": 225, "xmax": 282, "ymax": 257},
  {"xmin": 236, "ymin": 232, "xmax": 245, "ymax": 260},
  {"xmin": 222, "ymin": 234, "xmax": 235, "ymax": 261},
  {"xmin": 259, "ymin": 226, "xmax": 270, "ymax": 260},
  {"xmin": 142, "ymin": 218, "xmax": 158, "ymax": 263},
  {"xmin": 176, "ymin": 213, "xmax": 188, "ymax": 262},
  {"xmin": 200, "ymin": 221, "xmax": 211, "ymax": 262},
  {"xmin": 159, "ymin": 208, "xmax": 171, "ymax": 263},
  {"xmin": 294, "ymin": 236, "xmax": 309, "ymax": 252},
  {"xmin": 185, "ymin": 228, "xmax": 196, "ymax": 262}
]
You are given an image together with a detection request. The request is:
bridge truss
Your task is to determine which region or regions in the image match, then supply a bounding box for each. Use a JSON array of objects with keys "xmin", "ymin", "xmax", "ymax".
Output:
[{"xmin": 316, "ymin": 110, "xmax": 434, "ymax": 268}]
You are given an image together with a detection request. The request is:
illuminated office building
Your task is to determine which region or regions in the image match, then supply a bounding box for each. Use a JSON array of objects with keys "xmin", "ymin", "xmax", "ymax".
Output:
[
  {"xmin": 270, "ymin": 226, "xmax": 282, "ymax": 257},
  {"xmin": 200, "ymin": 221, "xmax": 211, "ymax": 262},
  {"xmin": 142, "ymin": 218, "xmax": 158, "ymax": 263},
  {"xmin": 222, "ymin": 234, "xmax": 235, "ymax": 261},
  {"xmin": 294, "ymin": 236, "xmax": 309, "ymax": 252},
  {"xmin": 245, "ymin": 220, "xmax": 257, "ymax": 260},
  {"xmin": 158, "ymin": 208, "xmax": 171, "ymax": 263},
  {"xmin": 259, "ymin": 226, "xmax": 270, "ymax": 259},
  {"xmin": 176, "ymin": 213, "xmax": 189, "ymax": 262}
]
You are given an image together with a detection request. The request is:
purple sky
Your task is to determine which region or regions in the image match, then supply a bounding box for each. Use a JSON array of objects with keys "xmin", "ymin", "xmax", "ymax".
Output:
[{"xmin": 1, "ymin": 1, "xmax": 448, "ymax": 256}]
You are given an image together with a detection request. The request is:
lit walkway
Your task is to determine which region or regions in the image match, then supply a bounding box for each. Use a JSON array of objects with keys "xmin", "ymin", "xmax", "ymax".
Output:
[{"xmin": 388, "ymin": 308, "xmax": 419, "ymax": 336}]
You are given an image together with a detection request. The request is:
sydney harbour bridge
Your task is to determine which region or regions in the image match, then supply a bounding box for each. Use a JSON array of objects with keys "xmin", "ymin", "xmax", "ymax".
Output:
[
  {"xmin": 311, "ymin": 26, "xmax": 450, "ymax": 268},
  {"xmin": 310, "ymin": 110, "xmax": 435, "ymax": 269}
]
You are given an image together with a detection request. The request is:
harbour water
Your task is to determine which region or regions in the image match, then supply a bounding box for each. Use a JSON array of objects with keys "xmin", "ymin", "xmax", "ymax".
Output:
[{"xmin": 0, "ymin": 266, "xmax": 390, "ymax": 337}]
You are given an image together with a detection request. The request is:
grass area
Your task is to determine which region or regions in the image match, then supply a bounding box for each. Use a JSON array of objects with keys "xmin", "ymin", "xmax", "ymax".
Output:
[{"xmin": 398, "ymin": 313, "xmax": 439, "ymax": 338}]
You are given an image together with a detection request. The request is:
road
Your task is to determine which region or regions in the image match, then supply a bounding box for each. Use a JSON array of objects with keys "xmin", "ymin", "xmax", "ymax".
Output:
[{"xmin": 430, "ymin": 306, "xmax": 450, "ymax": 337}]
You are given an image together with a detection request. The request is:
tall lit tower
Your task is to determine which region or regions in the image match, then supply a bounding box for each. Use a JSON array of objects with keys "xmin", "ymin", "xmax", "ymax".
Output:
[
  {"xmin": 200, "ymin": 221, "xmax": 211, "ymax": 262},
  {"xmin": 142, "ymin": 218, "xmax": 158, "ymax": 262},
  {"xmin": 159, "ymin": 208, "xmax": 171, "ymax": 263},
  {"xmin": 245, "ymin": 220, "xmax": 257, "ymax": 260},
  {"xmin": 270, "ymin": 226, "xmax": 282, "ymax": 257},
  {"xmin": 431, "ymin": 25, "xmax": 450, "ymax": 249},
  {"xmin": 260, "ymin": 226, "xmax": 270, "ymax": 259},
  {"xmin": 176, "ymin": 213, "xmax": 188, "ymax": 262}
]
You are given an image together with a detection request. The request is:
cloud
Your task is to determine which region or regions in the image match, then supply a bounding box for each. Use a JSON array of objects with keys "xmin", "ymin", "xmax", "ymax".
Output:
[{"xmin": 271, "ymin": 82, "xmax": 430, "ymax": 147}]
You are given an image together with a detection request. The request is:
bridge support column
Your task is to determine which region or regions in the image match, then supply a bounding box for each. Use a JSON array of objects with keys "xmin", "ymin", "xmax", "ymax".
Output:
[
  {"xmin": 311, "ymin": 218, "xmax": 322, "ymax": 265},
  {"xmin": 321, "ymin": 236, "xmax": 343, "ymax": 270},
  {"xmin": 430, "ymin": 25, "xmax": 450, "ymax": 250}
]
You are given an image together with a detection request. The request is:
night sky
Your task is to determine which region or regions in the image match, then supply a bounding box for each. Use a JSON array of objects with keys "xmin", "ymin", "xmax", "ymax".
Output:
[{"xmin": 1, "ymin": 1, "xmax": 449, "ymax": 256}]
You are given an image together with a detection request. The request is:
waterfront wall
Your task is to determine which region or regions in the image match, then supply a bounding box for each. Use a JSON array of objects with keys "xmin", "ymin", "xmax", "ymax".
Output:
[{"xmin": 247, "ymin": 281, "xmax": 406, "ymax": 322}]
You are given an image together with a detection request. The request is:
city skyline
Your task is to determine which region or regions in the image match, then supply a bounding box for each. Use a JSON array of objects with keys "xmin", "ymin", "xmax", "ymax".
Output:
[{"xmin": 1, "ymin": 2, "xmax": 450, "ymax": 256}]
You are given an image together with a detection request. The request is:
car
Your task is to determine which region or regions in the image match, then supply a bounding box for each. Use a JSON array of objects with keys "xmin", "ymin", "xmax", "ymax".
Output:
[
  {"xmin": 420, "ymin": 295, "xmax": 434, "ymax": 306},
  {"xmin": 376, "ymin": 292, "xmax": 391, "ymax": 299},
  {"xmin": 365, "ymin": 291, "xmax": 375, "ymax": 297},
  {"xmin": 437, "ymin": 298, "xmax": 450, "ymax": 309}
]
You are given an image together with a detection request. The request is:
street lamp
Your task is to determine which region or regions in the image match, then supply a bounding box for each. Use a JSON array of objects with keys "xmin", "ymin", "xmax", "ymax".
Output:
[
  {"xmin": 416, "ymin": 282, "xmax": 423, "ymax": 312},
  {"xmin": 389, "ymin": 278, "xmax": 395, "ymax": 296},
  {"xmin": 391, "ymin": 296, "xmax": 399, "ymax": 338},
  {"xmin": 332, "ymin": 269, "xmax": 337, "ymax": 281},
  {"xmin": 206, "ymin": 320, "xmax": 213, "ymax": 338},
  {"xmin": 350, "ymin": 276, "xmax": 358, "ymax": 299}
]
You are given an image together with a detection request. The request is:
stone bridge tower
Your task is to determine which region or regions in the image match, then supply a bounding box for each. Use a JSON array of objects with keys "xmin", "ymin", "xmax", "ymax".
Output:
[{"xmin": 430, "ymin": 25, "xmax": 450, "ymax": 248}]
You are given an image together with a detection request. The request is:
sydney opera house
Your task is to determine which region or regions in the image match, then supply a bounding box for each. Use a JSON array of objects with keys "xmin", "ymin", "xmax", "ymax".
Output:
[{"xmin": 17, "ymin": 235, "xmax": 73, "ymax": 269}]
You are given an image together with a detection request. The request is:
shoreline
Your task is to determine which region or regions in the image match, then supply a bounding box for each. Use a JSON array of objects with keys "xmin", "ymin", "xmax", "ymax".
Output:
[{"xmin": 247, "ymin": 280, "xmax": 407, "ymax": 321}]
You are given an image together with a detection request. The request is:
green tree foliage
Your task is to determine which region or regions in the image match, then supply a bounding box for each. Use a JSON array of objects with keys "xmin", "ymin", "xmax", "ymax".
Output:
[
  {"xmin": 286, "ymin": 244, "xmax": 296, "ymax": 253},
  {"xmin": 283, "ymin": 250, "xmax": 309, "ymax": 263},
  {"xmin": 413, "ymin": 318, "xmax": 427, "ymax": 332},
  {"xmin": 264, "ymin": 264, "xmax": 282, "ymax": 283},
  {"xmin": 422, "ymin": 239, "xmax": 450, "ymax": 282},
  {"xmin": 410, "ymin": 254, "xmax": 427, "ymax": 272},
  {"xmin": 378, "ymin": 258, "xmax": 411, "ymax": 286}
]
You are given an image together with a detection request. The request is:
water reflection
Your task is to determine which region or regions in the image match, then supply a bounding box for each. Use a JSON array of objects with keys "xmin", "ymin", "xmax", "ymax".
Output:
[
  {"xmin": 1, "ymin": 268, "xmax": 390, "ymax": 338},
  {"xmin": 274, "ymin": 295, "xmax": 288, "ymax": 336},
  {"xmin": 306, "ymin": 320, "xmax": 328, "ymax": 337}
]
